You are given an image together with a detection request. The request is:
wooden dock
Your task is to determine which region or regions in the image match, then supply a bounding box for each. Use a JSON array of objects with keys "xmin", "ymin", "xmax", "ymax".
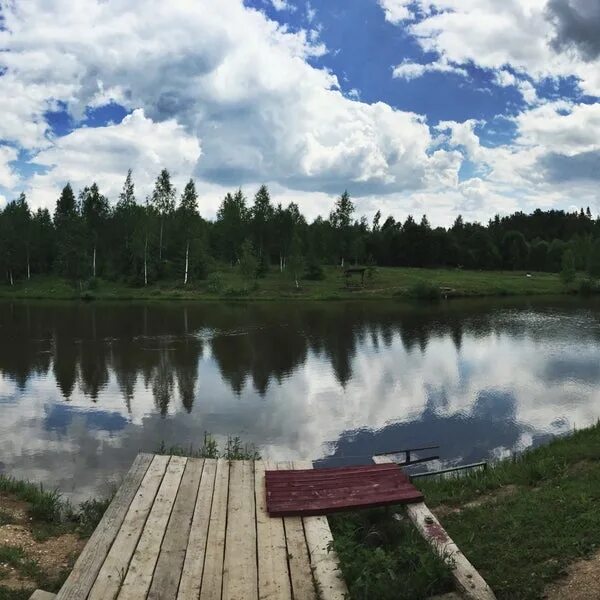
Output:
[{"xmin": 48, "ymin": 454, "xmax": 348, "ymax": 600}]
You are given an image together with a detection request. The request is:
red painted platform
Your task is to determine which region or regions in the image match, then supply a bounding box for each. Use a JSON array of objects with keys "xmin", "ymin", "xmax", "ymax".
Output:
[{"xmin": 265, "ymin": 463, "xmax": 424, "ymax": 517}]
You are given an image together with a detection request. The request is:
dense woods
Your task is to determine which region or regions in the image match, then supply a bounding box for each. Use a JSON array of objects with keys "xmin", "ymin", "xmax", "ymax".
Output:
[{"xmin": 1, "ymin": 168, "xmax": 600, "ymax": 286}]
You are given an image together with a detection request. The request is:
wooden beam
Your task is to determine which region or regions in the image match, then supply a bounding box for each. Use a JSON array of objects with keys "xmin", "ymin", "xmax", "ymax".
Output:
[
  {"xmin": 255, "ymin": 460, "xmax": 292, "ymax": 600},
  {"xmin": 55, "ymin": 453, "xmax": 154, "ymax": 600},
  {"xmin": 373, "ymin": 455, "xmax": 496, "ymax": 600},
  {"xmin": 293, "ymin": 460, "xmax": 349, "ymax": 600}
]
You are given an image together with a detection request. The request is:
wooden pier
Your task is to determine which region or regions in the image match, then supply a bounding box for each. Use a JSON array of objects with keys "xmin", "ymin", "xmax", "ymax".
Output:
[{"xmin": 44, "ymin": 454, "xmax": 348, "ymax": 600}]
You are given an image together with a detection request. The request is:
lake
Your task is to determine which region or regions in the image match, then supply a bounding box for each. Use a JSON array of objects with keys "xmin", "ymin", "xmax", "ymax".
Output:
[{"xmin": 1, "ymin": 297, "xmax": 600, "ymax": 501}]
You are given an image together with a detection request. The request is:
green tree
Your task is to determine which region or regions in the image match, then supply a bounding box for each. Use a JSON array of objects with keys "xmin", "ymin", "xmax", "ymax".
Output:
[
  {"xmin": 329, "ymin": 190, "xmax": 354, "ymax": 266},
  {"xmin": 177, "ymin": 179, "xmax": 203, "ymax": 285},
  {"xmin": 150, "ymin": 168, "xmax": 176, "ymax": 262},
  {"xmin": 560, "ymin": 249, "xmax": 576, "ymax": 284},
  {"xmin": 239, "ymin": 239, "xmax": 258, "ymax": 281},
  {"xmin": 54, "ymin": 183, "xmax": 84, "ymax": 279},
  {"xmin": 114, "ymin": 170, "xmax": 139, "ymax": 279},
  {"xmin": 216, "ymin": 189, "xmax": 249, "ymax": 264},
  {"xmin": 587, "ymin": 239, "xmax": 600, "ymax": 278},
  {"xmin": 251, "ymin": 185, "xmax": 274, "ymax": 260},
  {"xmin": 81, "ymin": 182, "xmax": 110, "ymax": 278},
  {"xmin": 287, "ymin": 233, "xmax": 304, "ymax": 289}
]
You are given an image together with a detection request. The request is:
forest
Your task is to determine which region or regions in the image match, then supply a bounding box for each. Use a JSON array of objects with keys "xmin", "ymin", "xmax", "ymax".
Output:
[{"xmin": 1, "ymin": 167, "xmax": 600, "ymax": 287}]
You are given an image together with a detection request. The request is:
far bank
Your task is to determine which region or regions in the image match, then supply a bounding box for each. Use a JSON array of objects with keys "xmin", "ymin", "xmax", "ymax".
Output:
[{"xmin": 0, "ymin": 266, "xmax": 595, "ymax": 302}]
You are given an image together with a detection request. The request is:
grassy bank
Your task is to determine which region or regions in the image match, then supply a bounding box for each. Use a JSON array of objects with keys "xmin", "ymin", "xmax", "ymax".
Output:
[
  {"xmin": 0, "ymin": 476, "xmax": 110, "ymax": 599},
  {"xmin": 0, "ymin": 266, "xmax": 590, "ymax": 302},
  {"xmin": 331, "ymin": 423, "xmax": 600, "ymax": 600}
]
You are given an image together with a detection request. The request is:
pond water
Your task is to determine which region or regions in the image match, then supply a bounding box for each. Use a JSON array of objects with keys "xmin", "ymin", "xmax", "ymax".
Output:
[{"xmin": 1, "ymin": 297, "xmax": 600, "ymax": 501}]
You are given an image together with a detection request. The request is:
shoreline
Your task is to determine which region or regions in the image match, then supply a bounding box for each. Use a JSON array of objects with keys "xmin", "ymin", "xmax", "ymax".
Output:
[{"xmin": 0, "ymin": 267, "xmax": 594, "ymax": 303}]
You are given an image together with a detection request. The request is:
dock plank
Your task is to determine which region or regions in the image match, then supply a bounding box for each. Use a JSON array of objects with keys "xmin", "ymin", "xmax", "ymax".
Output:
[
  {"xmin": 294, "ymin": 461, "xmax": 349, "ymax": 600},
  {"xmin": 255, "ymin": 461, "xmax": 292, "ymax": 600},
  {"xmin": 278, "ymin": 462, "xmax": 317, "ymax": 600},
  {"xmin": 55, "ymin": 453, "xmax": 154, "ymax": 600},
  {"xmin": 117, "ymin": 456, "xmax": 187, "ymax": 600},
  {"xmin": 88, "ymin": 454, "xmax": 170, "ymax": 600},
  {"xmin": 178, "ymin": 459, "xmax": 218, "ymax": 600},
  {"xmin": 223, "ymin": 460, "xmax": 258, "ymax": 600},
  {"xmin": 199, "ymin": 459, "xmax": 230, "ymax": 600},
  {"xmin": 148, "ymin": 458, "xmax": 204, "ymax": 600},
  {"xmin": 373, "ymin": 455, "xmax": 496, "ymax": 600}
]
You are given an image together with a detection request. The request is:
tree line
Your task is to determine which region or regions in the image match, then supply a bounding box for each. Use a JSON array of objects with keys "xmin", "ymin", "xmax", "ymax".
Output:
[{"xmin": 1, "ymin": 168, "xmax": 600, "ymax": 286}]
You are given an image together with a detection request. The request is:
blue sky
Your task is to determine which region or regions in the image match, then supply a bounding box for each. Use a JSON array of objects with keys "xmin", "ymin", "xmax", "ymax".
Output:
[{"xmin": 0, "ymin": 0, "xmax": 598, "ymax": 225}]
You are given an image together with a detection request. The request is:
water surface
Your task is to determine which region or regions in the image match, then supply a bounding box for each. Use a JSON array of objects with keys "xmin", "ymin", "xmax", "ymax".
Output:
[{"xmin": 1, "ymin": 297, "xmax": 599, "ymax": 500}]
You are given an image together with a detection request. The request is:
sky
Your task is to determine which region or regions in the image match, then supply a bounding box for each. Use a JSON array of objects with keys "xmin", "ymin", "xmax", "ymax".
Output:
[{"xmin": 0, "ymin": 0, "xmax": 598, "ymax": 226}]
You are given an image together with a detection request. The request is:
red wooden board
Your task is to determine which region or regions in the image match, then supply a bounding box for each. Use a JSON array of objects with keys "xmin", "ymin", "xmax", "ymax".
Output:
[{"xmin": 265, "ymin": 464, "xmax": 424, "ymax": 517}]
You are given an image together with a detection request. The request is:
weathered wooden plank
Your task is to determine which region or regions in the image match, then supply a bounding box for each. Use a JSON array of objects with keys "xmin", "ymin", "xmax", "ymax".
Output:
[
  {"xmin": 178, "ymin": 459, "xmax": 218, "ymax": 600},
  {"xmin": 28, "ymin": 591, "xmax": 56, "ymax": 600},
  {"xmin": 117, "ymin": 456, "xmax": 187, "ymax": 600},
  {"xmin": 148, "ymin": 458, "xmax": 204, "ymax": 600},
  {"xmin": 199, "ymin": 459, "xmax": 230, "ymax": 600},
  {"xmin": 55, "ymin": 453, "xmax": 154, "ymax": 600},
  {"xmin": 278, "ymin": 462, "xmax": 317, "ymax": 600},
  {"xmin": 223, "ymin": 460, "xmax": 258, "ymax": 600},
  {"xmin": 255, "ymin": 461, "xmax": 292, "ymax": 600},
  {"xmin": 373, "ymin": 455, "xmax": 496, "ymax": 600},
  {"xmin": 88, "ymin": 454, "xmax": 170, "ymax": 600},
  {"xmin": 294, "ymin": 461, "xmax": 348, "ymax": 600}
]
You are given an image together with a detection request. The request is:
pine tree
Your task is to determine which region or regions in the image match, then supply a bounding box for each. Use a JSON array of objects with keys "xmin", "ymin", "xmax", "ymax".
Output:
[
  {"xmin": 330, "ymin": 190, "xmax": 354, "ymax": 266},
  {"xmin": 179, "ymin": 179, "xmax": 199, "ymax": 285},
  {"xmin": 560, "ymin": 249, "xmax": 576, "ymax": 284},
  {"xmin": 54, "ymin": 183, "xmax": 84, "ymax": 279},
  {"xmin": 118, "ymin": 169, "xmax": 136, "ymax": 209},
  {"xmin": 151, "ymin": 169, "xmax": 176, "ymax": 261},
  {"xmin": 81, "ymin": 183, "xmax": 109, "ymax": 278}
]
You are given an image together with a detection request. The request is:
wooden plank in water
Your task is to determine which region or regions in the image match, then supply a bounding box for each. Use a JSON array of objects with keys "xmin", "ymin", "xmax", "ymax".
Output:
[
  {"xmin": 255, "ymin": 461, "xmax": 292, "ymax": 600},
  {"xmin": 293, "ymin": 461, "xmax": 348, "ymax": 600},
  {"xmin": 222, "ymin": 460, "xmax": 258, "ymax": 600},
  {"xmin": 88, "ymin": 454, "xmax": 170, "ymax": 600},
  {"xmin": 178, "ymin": 459, "xmax": 218, "ymax": 600},
  {"xmin": 373, "ymin": 455, "xmax": 496, "ymax": 600},
  {"xmin": 117, "ymin": 456, "xmax": 187, "ymax": 600},
  {"xmin": 266, "ymin": 464, "xmax": 423, "ymax": 516},
  {"xmin": 199, "ymin": 459, "xmax": 230, "ymax": 600},
  {"xmin": 55, "ymin": 453, "xmax": 154, "ymax": 600},
  {"xmin": 278, "ymin": 462, "xmax": 317, "ymax": 600},
  {"xmin": 148, "ymin": 458, "xmax": 204, "ymax": 600}
]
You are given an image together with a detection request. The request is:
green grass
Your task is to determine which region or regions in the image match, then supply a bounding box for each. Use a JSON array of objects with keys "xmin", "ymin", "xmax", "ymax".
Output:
[
  {"xmin": 331, "ymin": 423, "xmax": 600, "ymax": 600},
  {"xmin": 0, "ymin": 477, "xmax": 62, "ymax": 524},
  {"xmin": 329, "ymin": 509, "xmax": 453, "ymax": 600},
  {"xmin": 156, "ymin": 433, "xmax": 261, "ymax": 460},
  {"xmin": 0, "ymin": 266, "xmax": 588, "ymax": 302}
]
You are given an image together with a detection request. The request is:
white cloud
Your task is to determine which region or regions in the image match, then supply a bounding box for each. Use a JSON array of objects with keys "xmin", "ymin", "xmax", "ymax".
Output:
[
  {"xmin": 0, "ymin": 0, "xmax": 460, "ymax": 208},
  {"xmin": 382, "ymin": 0, "xmax": 600, "ymax": 96},
  {"xmin": 27, "ymin": 109, "xmax": 201, "ymax": 209},
  {"xmin": 378, "ymin": 0, "xmax": 414, "ymax": 24},
  {"xmin": 270, "ymin": 0, "xmax": 293, "ymax": 11},
  {"xmin": 0, "ymin": 146, "xmax": 20, "ymax": 189},
  {"xmin": 393, "ymin": 59, "xmax": 468, "ymax": 80}
]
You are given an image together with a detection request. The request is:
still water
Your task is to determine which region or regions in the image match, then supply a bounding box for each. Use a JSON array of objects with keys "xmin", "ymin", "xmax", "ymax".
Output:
[{"xmin": 1, "ymin": 298, "xmax": 600, "ymax": 500}]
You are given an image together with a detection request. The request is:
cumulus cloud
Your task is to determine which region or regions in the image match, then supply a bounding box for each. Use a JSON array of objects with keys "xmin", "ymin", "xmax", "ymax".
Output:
[
  {"xmin": 547, "ymin": 0, "xmax": 600, "ymax": 60},
  {"xmin": 380, "ymin": 0, "xmax": 600, "ymax": 96},
  {"xmin": 392, "ymin": 59, "xmax": 467, "ymax": 80},
  {"xmin": 378, "ymin": 0, "xmax": 413, "ymax": 24},
  {"xmin": 0, "ymin": 0, "xmax": 458, "ymax": 206},
  {"xmin": 27, "ymin": 109, "xmax": 201, "ymax": 209},
  {"xmin": 0, "ymin": 146, "xmax": 20, "ymax": 189}
]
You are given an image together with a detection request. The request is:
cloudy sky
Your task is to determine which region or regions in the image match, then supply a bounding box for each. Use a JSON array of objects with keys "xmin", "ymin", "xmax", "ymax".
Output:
[{"xmin": 0, "ymin": 0, "xmax": 598, "ymax": 225}]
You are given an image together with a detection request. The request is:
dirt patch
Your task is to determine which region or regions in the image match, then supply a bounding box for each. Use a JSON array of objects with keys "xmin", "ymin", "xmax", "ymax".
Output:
[
  {"xmin": 0, "ymin": 493, "xmax": 85, "ymax": 592},
  {"xmin": 433, "ymin": 484, "xmax": 519, "ymax": 518},
  {"xmin": 544, "ymin": 549, "xmax": 600, "ymax": 600}
]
